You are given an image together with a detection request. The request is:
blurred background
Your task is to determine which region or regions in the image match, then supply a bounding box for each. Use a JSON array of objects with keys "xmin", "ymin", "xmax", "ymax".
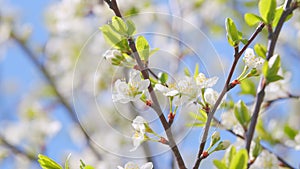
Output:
[{"xmin": 0, "ymin": 0, "xmax": 300, "ymax": 168}]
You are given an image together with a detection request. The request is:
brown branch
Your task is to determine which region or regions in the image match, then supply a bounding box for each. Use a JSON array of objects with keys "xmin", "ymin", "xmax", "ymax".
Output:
[
  {"xmin": 193, "ymin": 22, "xmax": 265, "ymax": 169},
  {"xmin": 219, "ymin": 125, "xmax": 295, "ymax": 168},
  {"xmin": 0, "ymin": 135, "xmax": 36, "ymax": 161},
  {"xmin": 103, "ymin": 1, "xmax": 186, "ymax": 168},
  {"xmin": 245, "ymin": 0, "xmax": 298, "ymax": 154},
  {"xmin": 11, "ymin": 34, "xmax": 102, "ymax": 160}
]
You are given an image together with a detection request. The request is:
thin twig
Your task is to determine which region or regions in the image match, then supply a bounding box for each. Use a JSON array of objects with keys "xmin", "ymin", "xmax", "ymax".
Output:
[
  {"xmin": 103, "ymin": 1, "xmax": 186, "ymax": 168},
  {"xmin": 193, "ymin": 23, "xmax": 265, "ymax": 169},
  {"xmin": 245, "ymin": 0, "xmax": 298, "ymax": 154},
  {"xmin": 11, "ymin": 34, "xmax": 102, "ymax": 160},
  {"xmin": 0, "ymin": 135, "xmax": 36, "ymax": 161}
]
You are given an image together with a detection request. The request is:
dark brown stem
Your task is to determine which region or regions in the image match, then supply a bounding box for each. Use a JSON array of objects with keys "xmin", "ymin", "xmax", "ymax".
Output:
[
  {"xmin": 11, "ymin": 34, "xmax": 102, "ymax": 160},
  {"xmin": 128, "ymin": 39, "xmax": 186, "ymax": 169},
  {"xmin": 193, "ymin": 23, "xmax": 265, "ymax": 169},
  {"xmin": 221, "ymin": 125, "xmax": 295, "ymax": 168},
  {"xmin": 103, "ymin": 1, "xmax": 186, "ymax": 168},
  {"xmin": 245, "ymin": 0, "xmax": 297, "ymax": 154}
]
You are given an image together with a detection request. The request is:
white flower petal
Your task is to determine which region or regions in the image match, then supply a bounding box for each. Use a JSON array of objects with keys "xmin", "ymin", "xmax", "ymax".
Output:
[{"xmin": 140, "ymin": 162, "xmax": 153, "ymax": 169}]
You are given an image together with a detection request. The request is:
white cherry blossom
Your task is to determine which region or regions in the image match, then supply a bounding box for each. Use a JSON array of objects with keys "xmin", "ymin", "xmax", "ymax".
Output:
[
  {"xmin": 130, "ymin": 116, "xmax": 147, "ymax": 152},
  {"xmin": 250, "ymin": 150, "xmax": 279, "ymax": 169},
  {"xmin": 195, "ymin": 73, "xmax": 218, "ymax": 88},
  {"xmin": 243, "ymin": 48, "xmax": 264, "ymax": 70},
  {"xmin": 103, "ymin": 49, "xmax": 122, "ymax": 63},
  {"xmin": 118, "ymin": 162, "xmax": 153, "ymax": 169},
  {"xmin": 154, "ymin": 84, "xmax": 179, "ymax": 97},
  {"xmin": 204, "ymin": 88, "xmax": 219, "ymax": 106},
  {"xmin": 112, "ymin": 70, "xmax": 150, "ymax": 103}
]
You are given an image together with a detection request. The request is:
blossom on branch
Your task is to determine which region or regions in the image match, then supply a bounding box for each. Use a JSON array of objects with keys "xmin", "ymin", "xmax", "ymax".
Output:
[
  {"xmin": 195, "ymin": 73, "xmax": 218, "ymax": 88},
  {"xmin": 130, "ymin": 116, "xmax": 151, "ymax": 152},
  {"xmin": 117, "ymin": 161, "xmax": 153, "ymax": 169},
  {"xmin": 112, "ymin": 70, "xmax": 150, "ymax": 103},
  {"xmin": 243, "ymin": 48, "xmax": 264, "ymax": 70}
]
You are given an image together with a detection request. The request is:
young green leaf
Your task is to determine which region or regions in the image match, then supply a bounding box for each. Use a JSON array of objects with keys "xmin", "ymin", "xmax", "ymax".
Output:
[
  {"xmin": 158, "ymin": 72, "xmax": 168, "ymax": 84},
  {"xmin": 234, "ymin": 100, "xmax": 251, "ymax": 129},
  {"xmin": 252, "ymin": 138, "xmax": 263, "ymax": 158},
  {"xmin": 259, "ymin": 0, "xmax": 277, "ymax": 24},
  {"xmin": 284, "ymin": 124, "xmax": 299, "ymax": 139},
  {"xmin": 100, "ymin": 25, "xmax": 125, "ymax": 50},
  {"xmin": 225, "ymin": 18, "xmax": 239, "ymax": 47},
  {"xmin": 229, "ymin": 149, "xmax": 248, "ymax": 169},
  {"xmin": 184, "ymin": 67, "xmax": 191, "ymax": 77},
  {"xmin": 244, "ymin": 13, "xmax": 263, "ymax": 26},
  {"xmin": 194, "ymin": 64, "xmax": 199, "ymax": 78},
  {"xmin": 149, "ymin": 48, "xmax": 159, "ymax": 56},
  {"xmin": 254, "ymin": 44, "xmax": 267, "ymax": 59},
  {"xmin": 38, "ymin": 154, "xmax": 63, "ymax": 169},
  {"xmin": 111, "ymin": 16, "xmax": 127, "ymax": 35},
  {"xmin": 213, "ymin": 160, "xmax": 228, "ymax": 169},
  {"xmin": 240, "ymin": 79, "xmax": 256, "ymax": 96},
  {"xmin": 126, "ymin": 19, "xmax": 136, "ymax": 36},
  {"xmin": 65, "ymin": 154, "xmax": 71, "ymax": 169},
  {"xmin": 136, "ymin": 36, "xmax": 150, "ymax": 61}
]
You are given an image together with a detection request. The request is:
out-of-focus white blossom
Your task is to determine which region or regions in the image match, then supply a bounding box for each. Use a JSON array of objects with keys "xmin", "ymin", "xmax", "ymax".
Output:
[
  {"xmin": 265, "ymin": 70, "xmax": 291, "ymax": 100},
  {"xmin": 0, "ymin": 22, "xmax": 11, "ymax": 44},
  {"xmin": 250, "ymin": 150, "xmax": 279, "ymax": 169},
  {"xmin": 112, "ymin": 70, "xmax": 150, "ymax": 103},
  {"xmin": 204, "ymin": 88, "xmax": 219, "ymax": 106},
  {"xmin": 195, "ymin": 73, "xmax": 218, "ymax": 88},
  {"xmin": 220, "ymin": 111, "xmax": 244, "ymax": 136},
  {"xmin": 117, "ymin": 161, "xmax": 153, "ymax": 169},
  {"xmin": 243, "ymin": 48, "xmax": 264, "ymax": 70}
]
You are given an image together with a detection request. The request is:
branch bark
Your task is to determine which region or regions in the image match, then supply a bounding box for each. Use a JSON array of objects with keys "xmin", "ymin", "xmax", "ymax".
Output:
[
  {"xmin": 11, "ymin": 34, "xmax": 102, "ymax": 160},
  {"xmin": 193, "ymin": 23, "xmax": 265, "ymax": 169},
  {"xmin": 245, "ymin": 0, "xmax": 298, "ymax": 154},
  {"xmin": 103, "ymin": 1, "xmax": 186, "ymax": 168}
]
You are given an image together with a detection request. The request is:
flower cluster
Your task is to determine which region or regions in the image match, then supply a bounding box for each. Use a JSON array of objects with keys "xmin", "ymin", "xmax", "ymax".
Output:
[
  {"xmin": 118, "ymin": 161, "xmax": 153, "ymax": 169},
  {"xmin": 243, "ymin": 48, "xmax": 264, "ymax": 70},
  {"xmin": 155, "ymin": 73, "xmax": 219, "ymax": 108},
  {"xmin": 112, "ymin": 70, "xmax": 150, "ymax": 103}
]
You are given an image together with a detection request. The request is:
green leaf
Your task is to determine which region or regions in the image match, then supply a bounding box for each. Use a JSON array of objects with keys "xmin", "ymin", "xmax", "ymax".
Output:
[
  {"xmin": 226, "ymin": 146, "xmax": 236, "ymax": 165},
  {"xmin": 244, "ymin": 13, "xmax": 263, "ymax": 26},
  {"xmin": 229, "ymin": 149, "xmax": 248, "ymax": 169},
  {"xmin": 100, "ymin": 25, "xmax": 122, "ymax": 46},
  {"xmin": 158, "ymin": 72, "xmax": 168, "ymax": 84},
  {"xmin": 194, "ymin": 64, "xmax": 199, "ymax": 78},
  {"xmin": 234, "ymin": 101, "xmax": 251, "ymax": 128},
  {"xmin": 111, "ymin": 16, "xmax": 127, "ymax": 35},
  {"xmin": 259, "ymin": 0, "xmax": 277, "ymax": 24},
  {"xmin": 38, "ymin": 154, "xmax": 63, "ymax": 169},
  {"xmin": 125, "ymin": 19, "xmax": 136, "ymax": 36},
  {"xmin": 149, "ymin": 48, "xmax": 159, "ymax": 56},
  {"xmin": 65, "ymin": 154, "xmax": 71, "ymax": 169},
  {"xmin": 213, "ymin": 160, "xmax": 228, "ymax": 169},
  {"xmin": 84, "ymin": 166, "xmax": 95, "ymax": 169},
  {"xmin": 188, "ymin": 110, "xmax": 208, "ymax": 127},
  {"xmin": 136, "ymin": 36, "xmax": 150, "ymax": 61},
  {"xmin": 262, "ymin": 61, "xmax": 269, "ymax": 78},
  {"xmin": 184, "ymin": 68, "xmax": 191, "ymax": 77},
  {"xmin": 225, "ymin": 18, "xmax": 239, "ymax": 47},
  {"xmin": 269, "ymin": 55, "xmax": 281, "ymax": 76},
  {"xmin": 284, "ymin": 124, "xmax": 299, "ymax": 139},
  {"xmin": 267, "ymin": 75, "xmax": 283, "ymax": 83},
  {"xmin": 254, "ymin": 44, "xmax": 267, "ymax": 59},
  {"xmin": 240, "ymin": 79, "xmax": 256, "ymax": 96},
  {"xmin": 273, "ymin": 6, "xmax": 283, "ymax": 27},
  {"xmin": 252, "ymin": 137, "xmax": 262, "ymax": 158}
]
